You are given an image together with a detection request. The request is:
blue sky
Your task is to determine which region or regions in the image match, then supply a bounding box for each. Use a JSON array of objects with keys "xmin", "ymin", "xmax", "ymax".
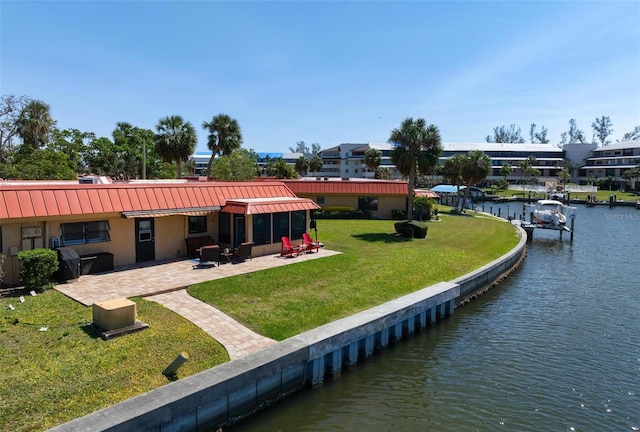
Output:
[{"xmin": 2, "ymin": 1, "xmax": 639, "ymax": 153}]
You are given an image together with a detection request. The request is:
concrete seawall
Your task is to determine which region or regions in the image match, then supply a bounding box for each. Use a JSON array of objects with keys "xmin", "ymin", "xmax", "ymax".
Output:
[{"xmin": 49, "ymin": 225, "xmax": 527, "ymax": 432}]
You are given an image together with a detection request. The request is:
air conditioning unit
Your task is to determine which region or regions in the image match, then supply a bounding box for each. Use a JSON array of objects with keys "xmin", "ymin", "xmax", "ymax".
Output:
[{"xmin": 79, "ymin": 176, "xmax": 99, "ymax": 184}]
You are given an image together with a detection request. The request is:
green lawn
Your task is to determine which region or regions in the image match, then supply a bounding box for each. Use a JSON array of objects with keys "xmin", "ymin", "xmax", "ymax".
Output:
[
  {"xmin": 189, "ymin": 215, "xmax": 520, "ymax": 340},
  {"xmin": 0, "ymin": 295, "xmax": 228, "ymax": 432},
  {"xmin": 0, "ymin": 214, "xmax": 519, "ymax": 431}
]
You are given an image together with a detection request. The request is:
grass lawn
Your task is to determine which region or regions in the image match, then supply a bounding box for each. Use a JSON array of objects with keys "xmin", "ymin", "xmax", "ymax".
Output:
[
  {"xmin": 0, "ymin": 295, "xmax": 229, "ymax": 432},
  {"xmin": 189, "ymin": 214, "xmax": 520, "ymax": 341},
  {"xmin": 0, "ymin": 213, "xmax": 519, "ymax": 431},
  {"xmin": 488, "ymin": 187, "xmax": 638, "ymax": 203}
]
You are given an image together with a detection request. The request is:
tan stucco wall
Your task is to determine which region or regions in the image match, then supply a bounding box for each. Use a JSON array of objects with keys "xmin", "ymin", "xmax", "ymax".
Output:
[{"xmin": 0, "ymin": 210, "xmax": 309, "ymax": 286}]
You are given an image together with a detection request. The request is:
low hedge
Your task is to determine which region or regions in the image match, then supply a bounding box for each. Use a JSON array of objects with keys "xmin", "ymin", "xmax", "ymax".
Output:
[
  {"xmin": 394, "ymin": 220, "xmax": 428, "ymax": 239},
  {"xmin": 314, "ymin": 209, "xmax": 370, "ymax": 219}
]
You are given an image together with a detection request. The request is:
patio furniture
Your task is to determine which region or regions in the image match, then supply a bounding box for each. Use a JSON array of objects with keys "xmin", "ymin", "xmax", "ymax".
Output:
[
  {"xmin": 280, "ymin": 236, "xmax": 301, "ymax": 257},
  {"xmin": 233, "ymin": 242, "xmax": 254, "ymax": 263},
  {"xmin": 194, "ymin": 245, "xmax": 220, "ymax": 268},
  {"xmin": 302, "ymin": 233, "xmax": 321, "ymax": 253},
  {"xmin": 185, "ymin": 236, "xmax": 216, "ymax": 257}
]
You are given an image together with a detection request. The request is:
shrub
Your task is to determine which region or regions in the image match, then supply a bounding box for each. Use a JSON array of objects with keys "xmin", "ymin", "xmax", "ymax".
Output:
[
  {"xmin": 391, "ymin": 209, "xmax": 406, "ymax": 220},
  {"xmin": 18, "ymin": 248, "xmax": 59, "ymax": 292},
  {"xmin": 394, "ymin": 221, "xmax": 428, "ymax": 239},
  {"xmin": 314, "ymin": 209, "xmax": 370, "ymax": 219}
]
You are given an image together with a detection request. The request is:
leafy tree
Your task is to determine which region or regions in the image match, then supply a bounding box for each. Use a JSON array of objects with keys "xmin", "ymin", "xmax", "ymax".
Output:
[
  {"xmin": 364, "ymin": 148, "xmax": 382, "ymax": 175},
  {"xmin": 559, "ymin": 119, "xmax": 586, "ymax": 145},
  {"xmin": 309, "ymin": 155, "xmax": 323, "ymax": 177},
  {"xmin": 375, "ymin": 167, "xmax": 393, "ymax": 180},
  {"xmin": 294, "ymin": 155, "xmax": 309, "ymax": 176},
  {"xmin": 0, "ymin": 94, "xmax": 31, "ymax": 162},
  {"xmin": 202, "ymin": 114, "xmax": 243, "ymax": 179},
  {"xmin": 460, "ymin": 151, "xmax": 492, "ymax": 210},
  {"xmin": 529, "ymin": 123, "xmax": 549, "ymax": 143},
  {"xmin": 5, "ymin": 146, "xmax": 76, "ymax": 180},
  {"xmin": 154, "ymin": 115, "xmax": 197, "ymax": 178},
  {"xmin": 209, "ymin": 148, "xmax": 260, "ymax": 181},
  {"xmin": 621, "ymin": 126, "xmax": 640, "ymax": 141},
  {"xmin": 591, "ymin": 115, "xmax": 613, "ymax": 147},
  {"xmin": 289, "ymin": 141, "xmax": 321, "ymax": 159},
  {"xmin": 47, "ymin": 128, "xmax": 94, "ymax": 174},
  {"xmin": 485, "ymin": 124, "xmax": 525, "ymax": 143},
  {"xmin": 85, "ymin": 123, "xmax": 172, "ymax": 180},
  {"xmin": 389, "ymin": 117, "xmax": 443, "ymax": 221},
  {"xmin": 266, "ymin": 158, "xmax": 297, "ymax": 179},
  {"xmin": 16, "ymin": 99, "xmax": 55, "ymax": 149}
]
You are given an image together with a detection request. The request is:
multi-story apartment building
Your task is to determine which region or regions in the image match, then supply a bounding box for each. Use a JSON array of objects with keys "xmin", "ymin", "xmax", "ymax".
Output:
[
  {"xmin": 315, "ymin": 142, "xmax": 565, "ymax": 183},
  {"xmin": 581, "ymin": 140, "xmax": 640, "ymax": 186}
]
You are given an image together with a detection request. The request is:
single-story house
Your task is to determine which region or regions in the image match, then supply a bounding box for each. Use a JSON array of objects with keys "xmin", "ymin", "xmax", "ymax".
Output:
[
  {"xmin": 278, "ymin": 179, "xmax": 438, "ymax": 219},
  {"xmin": 0, "ymin": 180, "xmax": 319, "ymax": 287}
]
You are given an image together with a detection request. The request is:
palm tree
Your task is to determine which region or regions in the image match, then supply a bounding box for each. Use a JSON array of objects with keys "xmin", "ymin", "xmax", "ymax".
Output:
[
  {"xmin": 460, "ymin": 151, "xmax": 492, "ymax": 210},
  {"xmin": 442, "ymin": 154, "xmax": 465, "ymax": 211},
  {"xmin": 17, "ymin": 100, "xmax": 54, "ymax": 149},
  {"xmin": 202, "ymin": 114, "xmax": 243, "ymax": 178},
  {"xmin": 294, "ymin": 155, "xmax": 309, "ymax": 177},
  {"xmin": 517, "ymin": 155, "xmax": 537, "ymax": 198},
  {"xmin": 389, "ymin": 117, "xmax": 442, "ymax": 221},
  {"xmin": 364, "ymin": 148, "xmax": 382, "ymax": 177},
  {"xmin": 154, "ymin": 115, "xmax": 197, "ymax": 178},
  {"xmin": 309, "ymin": 155, "xmax": 323, "ymax": 177}
]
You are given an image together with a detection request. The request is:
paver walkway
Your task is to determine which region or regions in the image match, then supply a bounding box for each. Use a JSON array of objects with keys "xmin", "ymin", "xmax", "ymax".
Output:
[
  {"xmin": 56, "ymin": 248, "xmax": 340, "ymax": 359},
  {"xmin": 146, "ymin": 290, "xmax": 277, "ymax": 359}
]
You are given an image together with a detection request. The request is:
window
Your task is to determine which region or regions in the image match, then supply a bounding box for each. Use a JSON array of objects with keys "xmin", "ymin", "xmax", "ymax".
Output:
[
  {"xmin": 219, "ymin": 212, "xmax": 231, "ymax": 245},
  {"xmin": 316, "ymin": 196, "xmax": 325, "ymax": 204},
  {"xmin": 253, "ymin": 214, "xmax": 271, "ymax": 245},
  {"xmin": 291, "ymin": 211, "xmax": 306, "ymax": 240},
  {"xmin": 273, "ymin": 212, "xmax": 289, "ymax": 241},
  {"xmin": 61, "ymin": 220, "xmax": 110, "ymax": 246},
  {"xmin": 86, "ymin": 221, "xmax": 111, "ymax": 243},
  {"xmin": 358, "ymin": 197, "xmax": 378, "ymax": 211},
  {"xmin": 188, "ymin": 216, "xmax": 207, "ymax": 234}
]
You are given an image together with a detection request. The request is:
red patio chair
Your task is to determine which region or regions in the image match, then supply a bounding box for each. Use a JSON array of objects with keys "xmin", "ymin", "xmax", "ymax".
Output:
[
  {"xmin": 281, "ymin": 236, "xmax": 301, "ymax": 257},
  {"xmin": 302, "ymin": 232, "xmax": 321, "ymax": 253}
]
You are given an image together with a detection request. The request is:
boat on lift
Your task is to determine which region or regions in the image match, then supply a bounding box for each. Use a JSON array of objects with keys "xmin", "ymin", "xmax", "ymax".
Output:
[{"xmin": 527, "ymin": 199, "xmax": 576, "ymax": 231}]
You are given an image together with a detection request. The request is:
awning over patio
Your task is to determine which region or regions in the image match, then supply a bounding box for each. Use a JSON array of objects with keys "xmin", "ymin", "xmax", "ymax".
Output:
[
  {"xmin": 221, "ymin": 197, "xmax": 321, "ymax": 215},
  {"xmin": 414, "ymin": 189, "xmax": 440, "ymax": 199},
  {"xmin": 121, "ymin": 206, "xmax": 221, "ymax": 219}
]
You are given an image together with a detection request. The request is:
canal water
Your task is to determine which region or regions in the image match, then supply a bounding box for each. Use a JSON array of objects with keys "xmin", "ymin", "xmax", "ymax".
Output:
[{"xmin": 232, "ymin": 204, "xmax": 639, "ymax": 431}]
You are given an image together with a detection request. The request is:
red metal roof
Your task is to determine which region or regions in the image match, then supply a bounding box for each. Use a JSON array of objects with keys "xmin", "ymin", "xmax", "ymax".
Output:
[
  {"xmin": 280, "ymin": 179, "xmax": 410, "ymax": 195},
  {"xmin": 0, "ymin": 181, "xmax": 299, "ymax": 220},
  {"xmin": 222, "ymin": 198, "xmax": 321, "ymax": 215}
]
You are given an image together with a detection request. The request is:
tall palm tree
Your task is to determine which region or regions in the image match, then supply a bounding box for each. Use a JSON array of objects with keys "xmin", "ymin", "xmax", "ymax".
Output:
[
  {"xmin": 154, "ymin": 115, "xmax": 197, "ymax": 178},
  {"xmin": 389, "ymin": 117, "xmax": 442, "ymax": 221},
  {"xmin": 460, "ymin": 150, "xmax": 492, "ymax": 210},
  {"xmin": 17, "ymin": 100, "xmax": 54, "ymax": 149},
  {"xmin": 442, "ymin": 154, "xmax": 466, "ymax": 211},
  {"xmin": 202, "ymin": 114, "xmax": 242, "ymax": 179},
  {"xmin": 309, "ymin": 155, "xmax": 323, "ymax": 177},
  {"xmin": 364, "ymin": 148, "xmax": 382, "ymax": 177},
  {"xmin": 294, "ymin": 155, "xmax": 309, "ymax": 177}
]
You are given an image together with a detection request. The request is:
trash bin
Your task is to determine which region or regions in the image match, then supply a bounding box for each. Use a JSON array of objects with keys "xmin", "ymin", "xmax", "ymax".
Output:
[{"xmin": 55, "ymin": 247, "xmax": 81, "ymax": 282}]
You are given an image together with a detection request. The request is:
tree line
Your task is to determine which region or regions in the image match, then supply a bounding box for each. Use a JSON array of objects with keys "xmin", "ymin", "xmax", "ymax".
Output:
[
  {"xmin": 0, "ymin": 94, "xmax": 326, "ymax": 181},
  {"xmin": 485, "ymin": 117, "xmax": 640, "ymax": 147}
]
